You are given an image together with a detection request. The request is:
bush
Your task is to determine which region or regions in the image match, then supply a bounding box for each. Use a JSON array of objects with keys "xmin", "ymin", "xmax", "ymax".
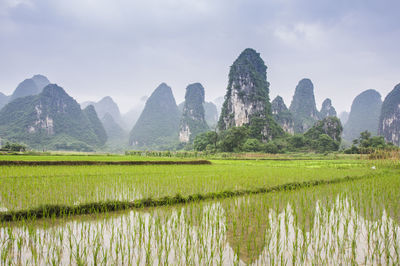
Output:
[{"xmin": 243, "ymin": 138, "xmax": 262, "ymax": 152}]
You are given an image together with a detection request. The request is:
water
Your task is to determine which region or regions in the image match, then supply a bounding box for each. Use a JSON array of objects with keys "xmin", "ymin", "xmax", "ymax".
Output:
[{"xmin": 0, "ymin": 195, "xmax": 399, "ymax": 265}]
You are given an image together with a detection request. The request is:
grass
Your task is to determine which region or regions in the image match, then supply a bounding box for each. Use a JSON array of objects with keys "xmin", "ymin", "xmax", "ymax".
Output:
[
  {"xmin": 0, "ymin": 158, "xmax": 379, "ymax": 212},
  {"xmin": 0, "ymin": 154, "xmax": 399, "ymax": 264}
]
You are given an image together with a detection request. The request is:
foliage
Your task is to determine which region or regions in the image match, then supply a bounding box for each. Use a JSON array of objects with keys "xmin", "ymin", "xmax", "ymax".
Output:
[
  {"xmin": 193, "ymin": 131, "xmax": 218, "ymax": 151},
  {"xmin": 218, "ymin": 126, "xmax": 249, "ymax": 152},
  {"xmin": 344, "ymin": 130, "xmax": 397, "ymax": 154},
  {"xmin": 242, "ymin": 138, "xmax": 262, "ymax": 152},
  {"xmin": 218, "ymin": 48, "xmax": 283, "ymax": 140},
  {"xmin": 0, "ymin": 141, "xmax": 27, "ymax": 152},
  {"xmin": 378, "ymin": 83, "xmax": 400, "ymax": 145}
]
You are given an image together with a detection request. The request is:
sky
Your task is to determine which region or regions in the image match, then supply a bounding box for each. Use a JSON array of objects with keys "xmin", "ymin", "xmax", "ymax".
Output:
[{"xmin": 0, "ymin": 0, "xmax": 399, "ymax": 114}]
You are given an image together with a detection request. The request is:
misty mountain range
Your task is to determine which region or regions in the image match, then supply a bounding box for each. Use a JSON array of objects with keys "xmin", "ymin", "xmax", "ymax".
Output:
[{"xmin": 0, "ymin": 49, "xmax": 399, "ymax": 151}]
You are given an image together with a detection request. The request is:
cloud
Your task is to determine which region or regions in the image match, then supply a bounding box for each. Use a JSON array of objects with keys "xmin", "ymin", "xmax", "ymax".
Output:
[{"xmin": 0, "ymin": 0, "xmax": 399, "ymax": 113}]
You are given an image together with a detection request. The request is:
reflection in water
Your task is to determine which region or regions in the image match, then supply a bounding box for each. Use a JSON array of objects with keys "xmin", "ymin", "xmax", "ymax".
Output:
[{"xmin": 0, "ymin": 195, "xmax": 399, "ymax": 265}]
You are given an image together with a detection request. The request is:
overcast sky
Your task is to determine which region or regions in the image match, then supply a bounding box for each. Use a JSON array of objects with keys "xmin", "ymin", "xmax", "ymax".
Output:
[{"xmin": 0, "ymin": 0, "xmax": 399, "ymax": 113}]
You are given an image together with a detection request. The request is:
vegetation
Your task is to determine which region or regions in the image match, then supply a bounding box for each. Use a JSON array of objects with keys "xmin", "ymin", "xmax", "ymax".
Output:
[
  {"xmin": 344, "ymin": 130, "xmax": 397, "ymax": 154},
  {"xmin": 195, "ymin": 117, "xmax": 342, "ymax": 153},
  {"xmin": 179, "ymin": 83, "xmax": 209, "ymax": 142},
  {"xmin": 0, "ymin": 154, "xmax": 398, "ymax": 264},
  {"xmin": 218, "ymin": 48, "xmax": 284, "ymax": 140},
  {"xmin": 289, "ymin": 78, "xmax": 320, "ymax": 133},
  {"xmin": 378, "ymin": 83, "xmax": 400, "ymax": 145},
  {"xmin": 0, "ymin": 84, "xmax": 107, "ymax": 151},
  {"xmin": 0, "ymin": 142, "xmax": 27, "ymax": 152}
]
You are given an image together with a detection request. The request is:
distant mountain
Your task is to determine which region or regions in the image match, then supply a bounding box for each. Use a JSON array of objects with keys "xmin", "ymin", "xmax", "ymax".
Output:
[
  {"xmin": 203, "ymin": 101, "xmax": 218, "ymax": 127},
  {"xmin": 218, "ymin": 48, "xmax": 283, "ymax": 140},
  {"xmin": 9, "ymin": 75, "xmax": 50, "ymax": 102},
  {"xmin": 271, "ymin": 96, "xmax": 294, "ymax": 134},
  {"xmin": 289, "ymin": 79, "xmax": 320, "ymax": 133},
  {"xmin": 378, "ymin": 83, "xmax": 400, "ymax": 145},
  {"xmin": 121, "ymin": 107, "xmax": 143, "ymax": 131},
  {"xmin": 213, "ymin": 96, "xmax": 224, "ymax": 116},
  {"xmin": 343, "ymin": 89, "xmax": 382, "ymax": 142},
  {"xmin": 101, "ymin": 113, "xmax": 126, "ymax": 140},
  {"xmin": 129, "ymin": 83, "xmax": 180, "ymax": 148},
  {"xmin": 0, "ymin": 92, "xmax": 10, "ymax": 110},
  {"xmin": 339, "ymin": 111, "xmax": 349, "ymax": 125},
  {"xmin": 31, "ymin": 75, "xmax": 50, "ymax": 91},
  {"xmin": 319, "ymin": 98, "xmax": 337, "ymax": 118},
  {"xmin": 179, "ymin": 83, "xmax": 209, "ymax": 143},
  {"xmin": 83, "ymin": 105, "xmax": 107, "ymax": 145},
  {"xmin": 0, "ymin": 84, "xmax": 106, "ymax": 151},
  {"xmin": 81, "ymin": 96, "xmax": 122, "ymax": 125}
]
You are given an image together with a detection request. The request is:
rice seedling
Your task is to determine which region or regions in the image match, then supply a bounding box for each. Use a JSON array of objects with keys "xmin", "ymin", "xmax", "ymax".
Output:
[{"xmin": 0, "ymin": 154, "xmax": 398, "ymax": 264}]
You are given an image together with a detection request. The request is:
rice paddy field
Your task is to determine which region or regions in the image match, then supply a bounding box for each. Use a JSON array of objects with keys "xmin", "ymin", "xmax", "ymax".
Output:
[{"xmin": 0, "ymin": 154, "xmax": 399, "ymax": 265}]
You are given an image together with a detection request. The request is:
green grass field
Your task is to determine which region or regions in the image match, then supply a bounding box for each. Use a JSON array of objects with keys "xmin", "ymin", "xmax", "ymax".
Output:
[{"xmin": 0, "ymin": 154, "xmax": 399, "ymax": 264}]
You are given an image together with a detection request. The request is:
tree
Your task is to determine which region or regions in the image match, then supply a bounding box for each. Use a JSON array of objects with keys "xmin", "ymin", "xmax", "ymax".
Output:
[
  {"xmin": 218, "ymin": 126, "xmax": 249, "ymax": 152},
  {"xmin": 193, "ymin": 131, "xmax": 218, "ymax": 151},
  {"xmin": 243, "ymin": 138, "xmax": 262, "ymax": 152}
]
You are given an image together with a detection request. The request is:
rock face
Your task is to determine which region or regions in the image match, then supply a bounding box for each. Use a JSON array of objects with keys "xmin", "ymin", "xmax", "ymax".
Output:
[
  {"xmin": 343, "ymin": 89, "xmax": 382, "ymax": 142},
  {"xmin": 289, "ymin": 78, "xmax": 320, "ymax": 133},
  {"xmin": 378, "ymin": 83, "xmax": 400, "ymax": 145},
  {"xmin": 179, "ymin": 83, "xmax": 209, "ymax": 143},
  {"xmin": 305, "ymin": 116, "xmax": 343, "ymax": 142},
  {"xmin": 218, "ymin": 48, "xmax": 282, "ymax": 140},
  {"xmin": 178, "ymin": 101, "xmax": 218, "ymax": 128},
  {"xmin": 339, "ymin": 111, "xmax": 349, "ymax": 125},
  {"xmin": 9, "ymin": 75, "xmax": 50, "ymax": 102},
  {"xmin": 271, "ymin": 96, "xmax": 294, "ymax": 134},
  {"xmin": 129, "ymin": 83, "xmax": 180, "ymax": 148},
  {"xmin": 0, "ymin": 84, "xmax": 106, "ymax": 150},
  {"xmin": 319, "ymin": 98, "xmax": 337, "ymax": 118}
]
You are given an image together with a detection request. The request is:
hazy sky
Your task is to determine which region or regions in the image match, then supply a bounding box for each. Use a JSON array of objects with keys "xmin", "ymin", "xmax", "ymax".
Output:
[{"xmin": 0, "ymin": 0, "xmax": 399, "ymax": 113}]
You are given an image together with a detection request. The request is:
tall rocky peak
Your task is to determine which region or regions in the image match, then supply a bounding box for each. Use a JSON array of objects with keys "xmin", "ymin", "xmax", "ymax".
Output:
[
  {"xmin": 319, "ymin": 98, "xmax": 337, "ymax": 118},
  {"xmin": 0, "ymin": 84, "xmax": 106, "ymax": 150},
  {"xmin": 343, "ymin": 89, "xmax": 382, "ymax": 142},
  {"xmin": 178, "ymin": 101, "xmax": 218, "ymax": 128},
  {"xmin": 378, "ymin": 83, "xmax": 400, "ymax": 145},
  {"xmin": 129, "ymin": 83, "xmax": 180, "ymax": 148},
  {"xmin": 83, "ymin": 105, "xmax": 107, "ymax": 145},
  {"xmin": 179, "ymin": 83, "xmax": 209, "ymax": 143},
  {"xmin": 218, "ymin": 48, "xmax": 283, "ymax": 140},
  {"xmin": 289, "ymin": 78, "xmax": 319, "ymax": 133},
  {"xmin": 271, "ymin": 96, "xmax": 294, "ymax": 134},
  {"xmin": 10, "ymin": 75, "xmax": 50, "ymax": 102}
]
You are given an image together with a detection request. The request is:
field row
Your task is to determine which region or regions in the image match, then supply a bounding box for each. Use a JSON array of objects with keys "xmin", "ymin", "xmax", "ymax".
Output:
[
  {"xmin": 0, "ymin": 159, "xmax": 380, "ymax": 212},
  {"xmin": 1, "ymin": 168, "xmax": 399, "ymax": 265}
]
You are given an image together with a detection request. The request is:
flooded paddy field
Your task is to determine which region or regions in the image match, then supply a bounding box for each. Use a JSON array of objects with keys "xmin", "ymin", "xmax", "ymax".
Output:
[{"xmin": 0, "ymin": 155, "xmax": 399, "ymax": 264}]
